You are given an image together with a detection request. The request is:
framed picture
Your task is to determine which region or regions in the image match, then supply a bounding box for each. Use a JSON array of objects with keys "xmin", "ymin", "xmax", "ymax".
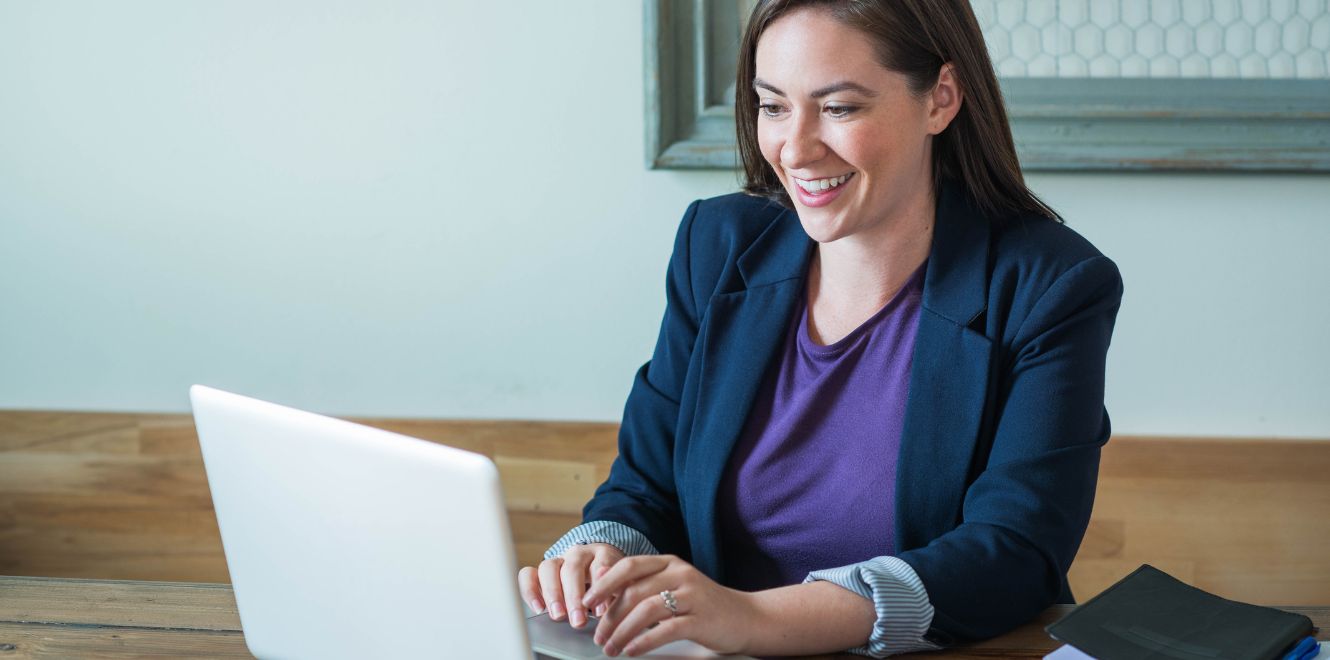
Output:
[{"xmin": 645, "ymin": 0, "xmax": 1330, "ymax": 171}]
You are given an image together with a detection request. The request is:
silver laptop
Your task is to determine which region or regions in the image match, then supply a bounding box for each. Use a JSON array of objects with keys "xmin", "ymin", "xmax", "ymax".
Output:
[{"xmin": 191, "ymin": 385, "xmax": 736, "ymax": 660}]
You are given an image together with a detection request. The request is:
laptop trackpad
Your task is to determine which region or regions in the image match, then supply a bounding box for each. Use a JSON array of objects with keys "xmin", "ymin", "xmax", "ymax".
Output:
[{"xmin": 527, "ymin": 613, "xmax": 747, "ymax": 659}]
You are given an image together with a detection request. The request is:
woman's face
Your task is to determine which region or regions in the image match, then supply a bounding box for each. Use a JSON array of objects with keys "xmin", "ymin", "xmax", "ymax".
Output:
[{"xmin": 754, "ymin": 8, "xmax": 956, "ymax": 244}]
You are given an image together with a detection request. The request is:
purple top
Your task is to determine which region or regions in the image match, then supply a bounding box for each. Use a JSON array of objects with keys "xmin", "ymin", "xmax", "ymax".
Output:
[{"xmin": 716, "ymin": 264, "xmax": 925, "ymax": 592}]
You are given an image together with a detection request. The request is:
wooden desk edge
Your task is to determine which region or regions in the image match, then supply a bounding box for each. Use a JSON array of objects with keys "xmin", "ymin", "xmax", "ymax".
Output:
[{"xmin": 2, "ymin": 577, "xmax": 1326, "ymax": 658}]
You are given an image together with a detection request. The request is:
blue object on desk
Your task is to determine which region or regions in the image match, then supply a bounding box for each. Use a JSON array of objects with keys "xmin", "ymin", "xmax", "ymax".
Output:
[
  {"xmin": 1296, "ymin": 640, "xmax": 1321, "ymax": 660},
  {"xmin": 1284, "ymin": 636, "xmax": 1319, "ymax": 660}
]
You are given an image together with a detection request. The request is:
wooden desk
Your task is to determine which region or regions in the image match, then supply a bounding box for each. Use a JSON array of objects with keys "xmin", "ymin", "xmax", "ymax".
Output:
[{"xmin": 0, "ymin": 576, "xmax": 1325, "ymax": 658}]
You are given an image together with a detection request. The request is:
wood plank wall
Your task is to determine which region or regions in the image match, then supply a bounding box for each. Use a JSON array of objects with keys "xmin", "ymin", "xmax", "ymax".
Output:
[{"xmin": 1, "ymin": 411, "xmax": 1326, "ymax": 604}]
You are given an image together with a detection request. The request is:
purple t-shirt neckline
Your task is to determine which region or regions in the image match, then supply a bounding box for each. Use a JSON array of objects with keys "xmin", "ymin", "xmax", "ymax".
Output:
[{"xmin": 716, "ymin": 263, "xmax": 926, "ymax": 592}]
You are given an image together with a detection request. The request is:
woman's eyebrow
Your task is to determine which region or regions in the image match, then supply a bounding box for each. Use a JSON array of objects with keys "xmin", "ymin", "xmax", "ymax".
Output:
[
  {"xmin": 753, "ymin": 78, "xmax": 787, "ymax": 96},
  {"xmin": 753, "ymin": 78, "xmax": 879, "ymax": 99},
  {"xmin": 810, "ymin": 80, "xmax": 878, "ymax": 98}
]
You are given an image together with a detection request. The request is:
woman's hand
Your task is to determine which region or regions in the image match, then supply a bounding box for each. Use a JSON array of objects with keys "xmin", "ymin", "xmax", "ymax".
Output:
[
  {"xmin": 518, "ymin": 542, "xmax": 625, "ymax": 629},
  {"xmin": 581, "ymin": 555, "xmax": 757, "ymax": 657}
]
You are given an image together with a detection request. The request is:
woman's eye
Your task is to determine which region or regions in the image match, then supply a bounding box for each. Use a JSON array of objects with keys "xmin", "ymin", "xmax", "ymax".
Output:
[
  {"xmin": 825, "ymin": 105, "xmax": 857, "ymax": 118},
  {"xmin": 757, "ymin": 103, "xmax": 784, "ymax": 118}
]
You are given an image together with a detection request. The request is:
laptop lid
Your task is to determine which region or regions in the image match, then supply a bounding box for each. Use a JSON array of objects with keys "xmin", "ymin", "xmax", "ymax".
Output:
[{"xmin": 190, "ymin": 385, "xmax": 531, "ymax": 660}]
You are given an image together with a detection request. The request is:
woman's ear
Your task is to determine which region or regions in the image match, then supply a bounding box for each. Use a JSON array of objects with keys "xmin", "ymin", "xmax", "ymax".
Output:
[{"xmin": 926, "ymin": 62, "xmax": 964, "ymax": 135}]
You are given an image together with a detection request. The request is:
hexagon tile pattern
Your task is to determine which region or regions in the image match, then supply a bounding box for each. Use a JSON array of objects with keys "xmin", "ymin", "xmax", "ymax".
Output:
[{"xmin": 971, "ymin": 0, "xmax": 1330, "ymax": 78}]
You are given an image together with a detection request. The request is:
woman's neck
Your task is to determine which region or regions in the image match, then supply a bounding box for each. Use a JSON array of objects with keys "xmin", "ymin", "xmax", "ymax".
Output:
[
  {"xmin": 812, "ymin": 194, "xmax": 935, "ymax": 307},
  {"xmin": 804, "ymin": 193, "xmax": 935, "ymax": 345}
]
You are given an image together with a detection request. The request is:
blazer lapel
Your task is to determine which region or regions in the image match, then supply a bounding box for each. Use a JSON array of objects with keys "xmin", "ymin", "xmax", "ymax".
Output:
[
  {"xmin": 895, "ymin": 183, "xmax": 995, "ymax": 551},
  {"xmin": 683, "ymin": 207, "xmax": 812, "ymax": 580}
]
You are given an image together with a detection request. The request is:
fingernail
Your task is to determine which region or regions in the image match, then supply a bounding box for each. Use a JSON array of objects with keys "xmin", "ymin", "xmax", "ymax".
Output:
[
  {"xmin": 571, "ymin": 608, "xmax": 585, "ymax": 627},
  {"xmin": 604, "ymin": 643, "xmax": 619, "ymax": 657},
  {"xmin": 596, "ymin": 603, "xmax": 607, "ymax": 617},
  {"xmin": 530, "ymin": 599, "xmax": 544, "ymax": 614},
  {"xmin": 550, "ymin": 601, "xmax": 565, "ymax": 620}
]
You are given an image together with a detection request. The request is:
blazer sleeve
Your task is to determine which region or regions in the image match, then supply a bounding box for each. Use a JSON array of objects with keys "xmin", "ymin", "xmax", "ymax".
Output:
[
  {"xmin": 577, "ymin": 201, "xmax": 702, "ymax": 557},
  {"xmin": 897, "ymin": 254, "xmax": 1124, "ymax": 643}
]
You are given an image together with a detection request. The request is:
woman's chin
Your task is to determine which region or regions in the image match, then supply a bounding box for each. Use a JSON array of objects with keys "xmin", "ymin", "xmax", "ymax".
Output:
[{"xmin": 795, "ymin": 214, "xmax": 848, "ymax": 244}]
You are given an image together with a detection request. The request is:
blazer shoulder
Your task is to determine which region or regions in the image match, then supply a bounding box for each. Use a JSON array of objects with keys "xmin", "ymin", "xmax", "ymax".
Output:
[
  {"xmin": 990, "ymin": 214, "xmax": 1111, "ymax": 275},
  {"xmin": 988, "ymin": 214, "xmax": 1121, "ymax": 306},
  {"xmin": 986, "ymin": 213, "xmax": 1123, "ymax": 343},
  {"xmin": 687, "ymin": 192, "xmax": 789, "ymax": 247},
  {"xmin": 675, "ymin": 192, "xmax": 791, "ymax": 288}
]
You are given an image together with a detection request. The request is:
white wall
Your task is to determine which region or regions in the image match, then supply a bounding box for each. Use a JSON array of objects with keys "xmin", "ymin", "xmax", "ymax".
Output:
[
  {"xmin": 2, "ymin": 1, "xmax": 1327, "ymax": 438},
  {"xmin": 1032, "ymin": 173, "xmax": 1330, "ymax": 438}
]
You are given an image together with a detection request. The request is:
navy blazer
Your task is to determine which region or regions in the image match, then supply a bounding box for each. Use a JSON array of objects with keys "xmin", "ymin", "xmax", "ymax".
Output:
[{"xmin": 584, "ymin": 181, "xmax": 1123, "ymax": 644}]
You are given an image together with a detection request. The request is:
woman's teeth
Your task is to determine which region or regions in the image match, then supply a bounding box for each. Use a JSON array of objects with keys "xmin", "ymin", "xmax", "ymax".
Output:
[{"xmin": 795, "ymin": 173, "xmax": 853, "ymax": 193}]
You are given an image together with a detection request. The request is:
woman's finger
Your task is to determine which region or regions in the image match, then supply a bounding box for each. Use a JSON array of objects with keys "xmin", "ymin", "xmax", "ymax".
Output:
[
  {"xmin": 587, "ymin": 547, "xmax": 623, "ymax": 617},
  {"xmin": 587, "ymin": 546, "xmax": 621, "ymax": 587},
  {"xmin": 593, "ymin": 572, "xmax": 675, "ymax": 648},
  {"xmin": 588, "ymin": 563, "xmax": 612, "ymax": 617},
  {"xmin": 583, "ymin": 555, "xmax": 671, "ymax": 608},
  {"xmin": 602, "ymin": 585, "xmax": 687, "ymax": 657},
  {"xmin": 537, "ymin": 558, "xmax": 566, "ymax": 621},
  {"xmin": 620, "ymin": 615, "xmax": 689, "ymax": 658},
  {"xmin": 517, "ymin": 566, "xmax": 542, "ymax": 614},
  {"xmin": 559, "ymin": 548, "xmax": 594, "ymax": 628}
]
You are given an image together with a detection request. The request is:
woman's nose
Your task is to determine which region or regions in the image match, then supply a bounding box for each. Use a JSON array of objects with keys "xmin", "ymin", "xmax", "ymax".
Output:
[{"xmin": 780, "ymin": 113, "xmax": 827, "ymax": 169}]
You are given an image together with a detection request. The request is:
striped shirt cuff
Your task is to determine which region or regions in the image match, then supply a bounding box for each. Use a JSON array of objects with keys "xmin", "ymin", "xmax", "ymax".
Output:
[
  {"xmin": 804, "ymin": 556, "xmax": 942, "ymax": 657},
  {"xmin": 543, "ymin": 520, "xmax": 659, "ymax": 560}
]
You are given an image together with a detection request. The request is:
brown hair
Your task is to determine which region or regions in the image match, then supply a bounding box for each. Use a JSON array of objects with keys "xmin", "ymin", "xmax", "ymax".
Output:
[{"xmin": 736, "ymin": 0, "xmax": 1060, "ymax": 222}]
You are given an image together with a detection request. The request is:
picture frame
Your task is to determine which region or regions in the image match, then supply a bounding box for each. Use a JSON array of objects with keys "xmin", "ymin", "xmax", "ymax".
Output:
[{"xmin": 643, "ymin": 0, "xmax": 1330, "ymax": 171}]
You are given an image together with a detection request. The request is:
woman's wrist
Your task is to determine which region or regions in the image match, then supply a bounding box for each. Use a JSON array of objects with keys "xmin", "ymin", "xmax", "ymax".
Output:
[
  {"xmin": 726, "ymin": 587, "xmax": 764, "ymax": 655},
  {"xmin": 741, "ymin": 581, "xmax": 876, "ymax": 656}
]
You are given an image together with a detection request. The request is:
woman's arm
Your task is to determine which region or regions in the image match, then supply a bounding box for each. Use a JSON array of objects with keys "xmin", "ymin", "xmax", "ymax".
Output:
[
  {"xmin": 802, "ymin": 557, "xmax": 939, "ymax": 656},
  {"xmin": 742, "ymin": 581, "xmax": 878, "ymax": 656},
  {"xmin": 898, "ymin": 254, "xmax": 1124, "ymax": 642},
  {"xmin": 581, "ymin": 555, "xmax": 878, "ymax": 657}
]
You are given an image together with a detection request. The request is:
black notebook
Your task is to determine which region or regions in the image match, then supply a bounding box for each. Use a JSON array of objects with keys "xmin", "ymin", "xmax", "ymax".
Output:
[{"xmin": 1046, "ymin": 564, "xmax": 1313, "ymax": 660}]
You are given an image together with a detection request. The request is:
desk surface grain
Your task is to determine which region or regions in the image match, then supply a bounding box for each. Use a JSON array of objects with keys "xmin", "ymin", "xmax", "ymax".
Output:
[{"xmin": 0, "ymin": 576, "xmax": 1325, "ymax": 659}]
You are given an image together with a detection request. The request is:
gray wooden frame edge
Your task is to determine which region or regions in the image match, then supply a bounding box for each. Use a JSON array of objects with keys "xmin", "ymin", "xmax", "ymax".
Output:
[
  {"xmin": 646, "ymin": 0, "xmax": 738, "ymax": 170},
  {"xmin": 644, "ymin": 0, "xmax": 1330, "ymax": 172}
]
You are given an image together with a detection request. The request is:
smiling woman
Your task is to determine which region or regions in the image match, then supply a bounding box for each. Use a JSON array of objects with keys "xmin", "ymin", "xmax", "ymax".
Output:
[
  {"xmin": 518, "ymin": 1, "xmax": 1123, "ymax": 657},
  {"xmin": 738, "ymin": 0, "xmax": 1057, "ymax": 224}
]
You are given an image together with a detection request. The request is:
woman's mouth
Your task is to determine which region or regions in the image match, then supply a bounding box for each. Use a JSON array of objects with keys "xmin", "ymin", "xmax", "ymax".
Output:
[{"xmin": 791, "ymin": 172, "xmax": 854, "ymax": 208}]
